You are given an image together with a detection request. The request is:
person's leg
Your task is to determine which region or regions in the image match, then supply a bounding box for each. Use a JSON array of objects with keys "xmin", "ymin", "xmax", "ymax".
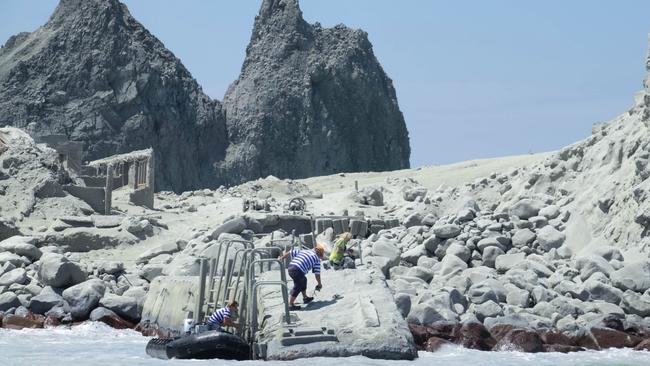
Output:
[{"xmin": 288, "ymin": 268, "xmax": 300, "ymax": 306}]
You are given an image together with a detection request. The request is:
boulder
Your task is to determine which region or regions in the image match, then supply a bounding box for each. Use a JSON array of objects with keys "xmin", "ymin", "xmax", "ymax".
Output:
[
  {"xmin": 62, "ymin": 279, "xmax": 106, "ymax": 320},
  {"xmin": 394, "ymin": 293, "xmax": 411, "ymax": 318},
  {"xmin": 536, "ymin": 226, "xmax": 565, "ymax": 251},
  {"xmin": 99, "ymin": 293, "xmax": 139, "ymax": 321},
  {"xmin": 481, "ymin": 246, "xmax": 505, "ymax": 268},
  {"xmin": 452, "ymin": 322, "xmax": 495, "ymax": 351},
  {"xmin": 539, "ymin": 205, "xmax": 560, "ymax": 220},
  {"xmin": 407, "ymin": 303, "xmax": 444, "ymax": 326},
  {"xmin": 403, "ymin": 187, "xmax": 428, "ymax": 202},
  {"xmin": 511, "ymin": 229, "xmax": 536, "ymax": 248},
  {"xmin": 372, "ymin": 239, "xmax": 401, "ymax": 267},
  {"xmin": 2, "ymin": 313, "xmax": 45, "ymax": 329},
  {"xmin": 122, "ymin": 286, "xmax": 148, "ymax": 315},
  {"xmin": 473, "ymin": 300, "xmax": 503, "ymax": 322},
  {"xmin": 508, "ymin": 199, "xmax": 543, "ymax": 220},
  {"xmin": 403, "ymin": 213, "xmax": 422, "ymax": 228},
  {"xmin": 593, "ymin": 246, "xmax": 625, "ymax": 262},
  {"xmin": 506, "ymin": 288, "xmax": 531, "ymax": 307},
  {"xmin": 576, "ymin": 255, "xmax": 614, "ymax": 281},
  {"xmin": 37, "ymin": 253, "xmax": 87, "ymax": 288},
  {"xmin": 28, "ymin": 286, "xmax": 66, "ymax": 315},
  {"xmin": 96, "ymin": 261, "xmax": 124, "ymax": 275},
  {"xmin": 0, "ymin": 252, "xmax": 30, "ymax": 267},
  {"xmin": 494, "ymin": 328, "xmax": 544, "ymax": 352},
  {"xmin": 468, "ymin": 283, "xmax": 498, "ymax": 304},
  {"xmin": 162, "ymin": 254, "xmax": 200, "ymax": 276},
  {"xmin": 423, "ymin": 236, "xmax": 442, "ymax": 253},
  {"xmin": 406, "ymin": 266, "xmax": 434, "ymax": 283},
  {"xmin": 495, "ymin": 252, "xmax": 526, "ymax": 273},
  {"xmin": 139, "ymin": 264, "xmax": 165, "ymax": 282},
  {"xmin": 209, "ymin": 217, "xmax": 247, "ymax": 240},
  {"xmin": 89, "ymin": 307, "xmax": 136, "ymax": 329},
  {"xmin": 611, "ymin": 261, "xmax": 650, "ymax": 292},
  {"xmin": 0, "ymin": 268, "xmax": 27, "ymax": 286},
  {"xmin": 446, "ymin": 242, "xmax": 471, "ymax": 262},
  {"xmin": 620, "ymin": 290, "xmax": 650, "ymax": 317},
  {"xmin": 439, "ymin": 254, "xmax": 467, "ymax": 276},
  {"xmin": 0, "ymin": 292, "xmax": 21, "ymax": 311},
  {"xmin": 351, "ymin": 187, "xmax": 384, "ymax": 206},
  {"xmin": 590, "ymin": 326, "xmax": 641, "ymax": 349},
  {"xmin": 476, "ymin": 237, "xmax": 505, "ymax": 253},
  {"xmin": 0, "ymin": 236, "xmax": 42, "ymax": 260},
  {"xmin": 584, "ymin": 279, "xmax": 622, "ymax": 304},
  {"xmin": 433, "ymin": 224, "xmax": 461, "ymax": 239},
  {"xmin": 400, "ymin": 244, "xmax": 427, "ymax": 265}
]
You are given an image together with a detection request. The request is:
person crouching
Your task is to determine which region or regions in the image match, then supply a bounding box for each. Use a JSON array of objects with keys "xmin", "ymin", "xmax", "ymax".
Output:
[
  {"xmin": 206, "ymin": 301, "xmax": 238, "ymax": 331},
  {"xmin": 278, "ymin": 244, "xmax": 325, "ymax": 310}
]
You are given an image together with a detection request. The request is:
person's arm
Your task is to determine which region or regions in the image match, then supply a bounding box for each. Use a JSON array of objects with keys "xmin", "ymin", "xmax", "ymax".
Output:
[
  {"xmin": 223, "ymin": 317, "xmax": 237, "ymax": 327},
  {"xmin": 278, "ymin": 248, "xmax": 297, "ymax": 261}
]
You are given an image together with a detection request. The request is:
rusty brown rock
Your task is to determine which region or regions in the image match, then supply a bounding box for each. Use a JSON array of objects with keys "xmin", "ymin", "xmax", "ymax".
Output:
[
  {"xmin": 540, "ymin": 330, "xmax": 577, "ymax": 346},
  {"xmin": 634, "ymin": 338, "xmax": 650, "ymax": 351},
  {"xmin": 93, "ymin": 313, "xmax": 135, "ymax": 330},
  {"xmin": 590, "ymin": 327, "xmax": 641, "ymax": 349},
  {"xmin": 2, "ymin": 313, "xmax": 45, "ymax": 330},
  {"xmin": 494, "ymin": 328, "xmax": 544, "ymax": 353},
  {"xmin": 44, "ymin": 314, "xmax": 61, "ymax": 328},
  {"xmin": 489, "ymin": 324, "xmax": 514, "ymax": 342},
  {"xmin": 424, "ymin": 337, "xmax": 454, "ymax": 352},
  {"xmin": 573, "ymin": 332, "xmax": 600, "ymax": 350},
  {"xmin": 135, "ymin": 321, "xmax": 170, "ymax": 338},
  {"xmin": 453, "ymin": 322, "xmax": 496, "ymax": 351}
]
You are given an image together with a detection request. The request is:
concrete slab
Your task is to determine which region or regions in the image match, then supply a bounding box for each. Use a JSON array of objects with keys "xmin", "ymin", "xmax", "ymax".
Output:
[{"xmin": 256, "ymin": 268, "xmax": 417, "ymax": 360}]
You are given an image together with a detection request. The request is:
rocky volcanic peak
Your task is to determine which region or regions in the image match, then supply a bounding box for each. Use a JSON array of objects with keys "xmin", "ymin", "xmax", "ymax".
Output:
[
  {"xmin": 0, "ymin": 0, "xmax": 411, "ymax": 192},
  {"xmin": 220, "ymin": 0, "xmax": 410, "ymax": 185},
  {"xmin": 0, "ymin": 0, "xmax": 228, "ymax": 191}
]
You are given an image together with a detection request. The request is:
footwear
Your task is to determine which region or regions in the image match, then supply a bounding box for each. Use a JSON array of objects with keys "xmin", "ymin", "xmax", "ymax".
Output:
[
  {"xmin": 303, "ymin": 296, "xmax": 314, "ymax": 304},
  {"xmin": 290, "ymin": 305, "xmax": 301, "ymax": 311}
]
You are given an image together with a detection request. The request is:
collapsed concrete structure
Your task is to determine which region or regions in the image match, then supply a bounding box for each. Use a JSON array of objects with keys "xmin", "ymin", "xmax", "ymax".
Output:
[{"xmin": 36, "ymin": 136, "xmax": 155, "ymax": 214}]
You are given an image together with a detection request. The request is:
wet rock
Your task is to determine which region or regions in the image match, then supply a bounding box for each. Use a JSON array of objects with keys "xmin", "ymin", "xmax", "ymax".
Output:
[
  {"xmin": 2, "ymin": 312, "xmax": 45, "ymax": 329},
  {"xmin": 634, "ymin": 338, "xmax": 650, "ymax": 351},
  {"xmin": 452, "ymin": 322, "xmax": 495, "ymax": 350},
  {"xmin": 589, "ymin": 326, "xmax": 641, "ymax": 349},
  {"xmin": 89, "ymin": 307, "xmax": 135, "ymax": 329},
  {"xmin": 494, "ymin": 328, "xmax": 544, "ymax": 352}
]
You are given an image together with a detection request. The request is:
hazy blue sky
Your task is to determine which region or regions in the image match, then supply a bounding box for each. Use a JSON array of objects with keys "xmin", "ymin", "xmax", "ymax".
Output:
[{"xmin": 2, "ymin": 1, "xmax": 650, "ymax": 168}]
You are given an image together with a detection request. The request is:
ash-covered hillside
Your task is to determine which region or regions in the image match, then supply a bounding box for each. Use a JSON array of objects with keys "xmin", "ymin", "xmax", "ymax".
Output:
[{"xmin": 0, "ymin": 0, "xmax": 410, "ymax": 192}]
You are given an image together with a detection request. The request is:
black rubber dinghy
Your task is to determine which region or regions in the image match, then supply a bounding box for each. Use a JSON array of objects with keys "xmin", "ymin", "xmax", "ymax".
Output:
[{"xmin": 146, "ymin": 331, "xmax": 251, "ymax": 360}]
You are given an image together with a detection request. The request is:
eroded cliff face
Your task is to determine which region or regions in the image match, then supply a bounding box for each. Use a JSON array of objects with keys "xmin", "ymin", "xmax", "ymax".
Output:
[
  {"xmin": 0, "ymin": 0, "xmax": 411, "ymax": 191},
  {"xmin": 220, "ymin": 0, "xmax": 410, "ymax": 185}
]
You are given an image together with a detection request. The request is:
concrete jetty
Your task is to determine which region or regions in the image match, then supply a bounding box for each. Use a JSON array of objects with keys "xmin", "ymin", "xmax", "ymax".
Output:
[{"xmin": 255, "ymin": 267, "xmax": 417, "ymax": 360}]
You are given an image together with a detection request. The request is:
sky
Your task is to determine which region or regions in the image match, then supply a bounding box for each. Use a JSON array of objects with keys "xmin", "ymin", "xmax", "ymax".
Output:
[{"xmin": 2, "ymin": 1, "xmax": 650, "ymax": 168}]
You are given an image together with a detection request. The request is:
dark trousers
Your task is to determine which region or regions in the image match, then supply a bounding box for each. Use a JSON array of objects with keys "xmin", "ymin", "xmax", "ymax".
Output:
[{"xmin": 288, "ymin": 266, "xmax": 307, "ymax": 298}]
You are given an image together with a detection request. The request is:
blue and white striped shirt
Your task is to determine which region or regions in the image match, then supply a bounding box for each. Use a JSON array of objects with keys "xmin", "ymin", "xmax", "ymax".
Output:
[
  {"xmin": 289, "ymin": 248, "xmax": 321, "ymax": 275},
  {"xmin": 207, "ymin": 307, "xmax": 231, "ymax": 326}
]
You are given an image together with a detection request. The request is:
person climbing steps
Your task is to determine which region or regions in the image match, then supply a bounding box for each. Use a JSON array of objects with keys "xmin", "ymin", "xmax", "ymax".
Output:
[{"xmin": 278, "ymin": 244, "xmax": 325, "ymax": 310}]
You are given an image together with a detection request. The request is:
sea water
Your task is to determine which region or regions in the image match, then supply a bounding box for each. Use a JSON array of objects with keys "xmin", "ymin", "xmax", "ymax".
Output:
[{"xmin": 2, "ymin": 323, "xmax": 650, "ymax": 366}]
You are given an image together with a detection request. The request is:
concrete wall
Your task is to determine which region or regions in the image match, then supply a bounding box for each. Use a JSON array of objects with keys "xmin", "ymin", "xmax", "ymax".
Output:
[
  {"xmin": 130, "ymin": 187, "xmax": 154, "ymax": 209},
  {"xmin": 81, "ymin": 176, "xmax": 106, "ymax": 187},
  {"xmin": 141, "ymin": 276, "xmax": 198, "ymax": 335},
  {"xmin": 63, "ymin": 185, "xmax": 105, "ymax": 213}
]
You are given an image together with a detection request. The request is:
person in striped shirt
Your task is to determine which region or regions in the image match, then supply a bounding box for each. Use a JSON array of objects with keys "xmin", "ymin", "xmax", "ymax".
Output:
[
  {"xmin": 278, "ymin": 244, "xmax": 325, "ymax": 310},
  {"xmin": 206, "ymin": 301, "xmax": 238, "ymax": 331}
]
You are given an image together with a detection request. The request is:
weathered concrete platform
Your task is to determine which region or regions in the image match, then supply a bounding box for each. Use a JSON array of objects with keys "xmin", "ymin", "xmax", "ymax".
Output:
[
  {"xmin": 141, "ymin": 276, "xmax": 198, "ymax": 334},
  {"xmin": 256, "ymin": 267, "xmax": 417, "ymax": 360}
]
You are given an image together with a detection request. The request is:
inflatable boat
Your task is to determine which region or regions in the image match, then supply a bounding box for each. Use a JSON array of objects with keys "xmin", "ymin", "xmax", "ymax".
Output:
[{"xmin": 146, "ymin": 331, "xmax": 250, "ymax": 360}]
